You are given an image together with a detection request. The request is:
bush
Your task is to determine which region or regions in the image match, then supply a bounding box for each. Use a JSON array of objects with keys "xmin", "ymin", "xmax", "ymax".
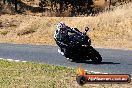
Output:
[
  {"xmin": 0, "ymin": 30, "xmax": 8, "ymax": 36},
  {"xmin": 17, "ymin": 28, "xmax": 36, "ymax": 36}
]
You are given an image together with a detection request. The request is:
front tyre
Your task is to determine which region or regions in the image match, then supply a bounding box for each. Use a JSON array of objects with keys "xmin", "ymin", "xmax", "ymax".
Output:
[
  {"xmin": 92, "ymin": 52, "xmax": 102, "ymax": 64},
  {"xmin": 88, "ymin": 46, "xmax": 102, "ymax": 64}
]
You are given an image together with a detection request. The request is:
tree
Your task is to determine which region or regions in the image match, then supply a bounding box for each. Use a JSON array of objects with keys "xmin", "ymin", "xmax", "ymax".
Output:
[
  {"xmin": 2, "ymin": 0, "xmax": 21, "ymax": 12},
  {"xmin": 14, "ymin": 0, "xmax": 18, "ymax": 12}
]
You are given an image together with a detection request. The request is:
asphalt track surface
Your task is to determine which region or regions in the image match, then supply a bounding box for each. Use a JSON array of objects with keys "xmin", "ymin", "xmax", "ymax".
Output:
[{"xmin": 0, "ymin": 43, "xmax": 132, "ymax": 76}]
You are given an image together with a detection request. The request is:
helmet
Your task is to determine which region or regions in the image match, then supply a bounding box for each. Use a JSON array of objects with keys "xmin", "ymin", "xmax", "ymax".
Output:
[{"xmin": 56, "ymin": 22, "xmax": 66, "ymax": 30}]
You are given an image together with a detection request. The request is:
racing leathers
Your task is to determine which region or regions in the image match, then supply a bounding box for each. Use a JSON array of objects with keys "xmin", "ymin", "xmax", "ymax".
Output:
[{"xmin": 54, "ymin": 26, "xmax": 80, "ymax": 49}]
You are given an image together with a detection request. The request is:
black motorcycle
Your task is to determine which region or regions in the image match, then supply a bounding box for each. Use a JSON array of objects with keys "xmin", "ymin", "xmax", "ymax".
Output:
[{"xmin": 57, "ymin": 27, "xmax": 102, "ymax": 64}]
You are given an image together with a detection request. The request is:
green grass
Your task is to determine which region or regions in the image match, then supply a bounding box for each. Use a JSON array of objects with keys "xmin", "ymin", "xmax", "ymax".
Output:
[
  {"xmin": 0, "ymin": 60, "xmax": 132, "ymax": 88},
  {"xmin": 0, "ymin": 60, "xmax": 77, "ymax": 88}
]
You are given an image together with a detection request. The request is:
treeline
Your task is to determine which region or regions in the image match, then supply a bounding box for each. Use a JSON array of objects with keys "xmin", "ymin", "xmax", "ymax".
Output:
[
  {"xmin": 39, "ymin": 0, "xmax": 131, "ymax": 15},
  {"xmin": 0, "ymin": 0, "xmax": 131, "ymax": 15},
  {"xmin": 39, "ymin": 0, "xmax": 96, "ymax": 15},
  {"xmin": 0, "ymin": 0, "xmax": 22, "ymax": 14}
]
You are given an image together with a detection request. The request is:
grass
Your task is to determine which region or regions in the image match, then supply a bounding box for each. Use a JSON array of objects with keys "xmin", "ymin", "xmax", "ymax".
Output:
[
  {"xmin": 17, "ymin": 25, "xmax": 37, "ymax": 36},
  {"xmin": 0, "ymin": 60, "xmax": 76, "ymax": 88},
  {"xmin": 0, "ymin": 30, "xmax": 8, "ymax": 35},
  {"xmin": 0, "ymin": 59, "xmax": 132, "ymax": 88},
  {"xmin": 0, "ymin": 2, "xmax": 132, "ymax": 49}
]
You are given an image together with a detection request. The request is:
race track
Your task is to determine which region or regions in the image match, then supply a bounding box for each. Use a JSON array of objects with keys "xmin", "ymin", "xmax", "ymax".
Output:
[{"xmin": 0, "ymin": 43, "xmax": 132, "ymax": 76}]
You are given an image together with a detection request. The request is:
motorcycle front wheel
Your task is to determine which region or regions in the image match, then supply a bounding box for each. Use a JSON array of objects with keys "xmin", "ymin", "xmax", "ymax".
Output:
[
  {"xmin": 91, "ymin": 51, "xmax": 102, "ymax": 64},
  {"xmin": 87, "ymin": 46, "xmax": 102, "ymax": 64}
]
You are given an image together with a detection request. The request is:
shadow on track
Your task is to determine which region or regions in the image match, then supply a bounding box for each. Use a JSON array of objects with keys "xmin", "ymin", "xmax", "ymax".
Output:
[{"xmin": 74, "ymin": 60, "xmax": 120, "ymax": 65}]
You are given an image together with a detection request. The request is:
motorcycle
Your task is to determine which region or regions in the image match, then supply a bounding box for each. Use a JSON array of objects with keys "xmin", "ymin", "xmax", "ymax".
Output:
[{"xmin": 56, "ymin": 27, "xmax": 102, "ymax": 64}]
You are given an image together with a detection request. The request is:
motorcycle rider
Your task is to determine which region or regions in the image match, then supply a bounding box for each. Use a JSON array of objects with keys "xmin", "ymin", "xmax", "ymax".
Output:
[{"xmin": 54, "ymin": 22, "xmax": 80, "ymax": 56}]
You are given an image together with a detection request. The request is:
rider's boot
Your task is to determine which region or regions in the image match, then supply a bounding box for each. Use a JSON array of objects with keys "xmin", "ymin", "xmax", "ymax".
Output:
[{"xmin": 58, "ymin": 48, "xmax": 64, "ymax": 56}]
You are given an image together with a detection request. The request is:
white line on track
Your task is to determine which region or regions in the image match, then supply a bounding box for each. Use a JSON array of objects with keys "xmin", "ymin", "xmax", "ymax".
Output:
[
  {"xmin": 94, "ymin": 72, "xmax": 101, "ymax": 74},
  {"xmin": 90, "ymin": 71, "xmax": 94, "ymax": 73},
  {"xmin": 21, "ymin": 61, "xmax": 27, "ymax": 63},
  {"xmin": 7, "ymin": 59, "xmax": 14, "ymax": 62},
  {"xmin": 0, "ymin": 58, "xmax": 132, "ymax": 79},
  {"xmin": 14, "ymin": 60, "xmax": 20, "ymax": 62},
  {"xmin": 0, "ymin": 58, "xmax": 3, "ymax": 60},
  {"xmin": 0, "ymin": 58, "xmax": 28, "ymax": 63}
]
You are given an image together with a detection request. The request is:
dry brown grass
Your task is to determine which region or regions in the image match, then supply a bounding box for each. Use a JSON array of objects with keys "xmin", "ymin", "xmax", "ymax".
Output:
[{"xmin": 0, "ymin": 2, "xmax": 132, "ymax": 49}]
